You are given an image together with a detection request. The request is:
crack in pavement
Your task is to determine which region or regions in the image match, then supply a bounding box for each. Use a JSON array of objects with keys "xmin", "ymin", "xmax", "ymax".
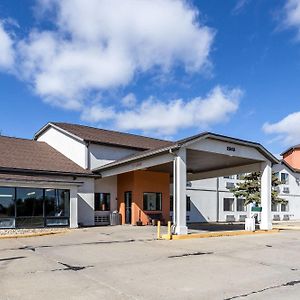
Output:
[
  {"xmin": 2, "ymin": 238, "xmax": 156, "ymax": 252},
  {"xmin": 0, "ymin": 256, "xmax": 26, "ymax": 262},
  {"xmin": 168, "ymin": 251, "xmax": 213, "ymax": 258},
  {"xmin": 17, "ymin": 246, "xmax": 36, "ymax": 252},
  {"xmin": 224, "ymin": 279, "xmax": 300, "ymax": 299},
  {"xmin": 51, "ymin": 262, "xmax": 94, "ymax": 272}
]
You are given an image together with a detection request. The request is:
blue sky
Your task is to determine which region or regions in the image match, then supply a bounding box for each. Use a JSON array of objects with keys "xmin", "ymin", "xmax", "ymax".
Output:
[{"xmin": 0, "ymin": 0, "xmax": 300, "ymax": 156}]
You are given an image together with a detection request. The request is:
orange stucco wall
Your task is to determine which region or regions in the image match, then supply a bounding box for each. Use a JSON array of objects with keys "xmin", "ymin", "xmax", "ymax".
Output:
[
  {"xmin": 283, "ymin": 149, "xmax": 300, "ymax": 169},
  {"xmin": 117, "ymin": 170, "xmax": 170, "ymax": 225}
]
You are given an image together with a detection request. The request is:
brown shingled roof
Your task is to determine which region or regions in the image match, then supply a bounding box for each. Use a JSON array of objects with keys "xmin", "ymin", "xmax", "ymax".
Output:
[
  {"xmin": 51, "ymin": 122, "xmax": 173, "ymax": 150},
  {"xmin": 0, "ymin": 135, "xmax": 91, "ymax": 175}
]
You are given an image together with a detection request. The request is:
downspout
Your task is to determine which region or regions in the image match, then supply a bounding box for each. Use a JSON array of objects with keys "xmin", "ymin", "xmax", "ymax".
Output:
[{"xmin": 86, "ymin": 141, "xmax": 91, "ymax": 170}]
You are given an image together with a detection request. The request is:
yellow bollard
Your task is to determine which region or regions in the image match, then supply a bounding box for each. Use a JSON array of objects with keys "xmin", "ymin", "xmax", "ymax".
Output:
[
  {"xmin": 167, "ymin": 221, "xmax": 171, "ymax": 239},
  {"xmin": 157, "ymin": 221, "xmax": 161, "ymax": 239}
]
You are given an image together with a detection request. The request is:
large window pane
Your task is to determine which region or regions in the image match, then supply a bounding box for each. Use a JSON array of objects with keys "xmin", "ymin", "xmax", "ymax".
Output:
[
  {"xmin": 0, "ymin": 187, "xmax": 15, "ymax": 218},
  {"xmin": 237, "ymin": 198, "xmax": 246, "ymax": 212},
  {"xmin": 281, "ymin": 173, "xmax": 289, "ymax": 184},
  {"xmin": 16, "ymin": 188, "xmax": 43, "ymax": 217},
  {"xmin": 223, "ymin": 198, "xmax": 234, "ymax": 212},
  {"xmin": 271, "ymin": 203, "xmax": 278, "ymax": 212},
  {"xmin": 281, "ymin": 203, "xmax": 288, "ymax": 212},
  {"xmin": 95, "ymin": 193, "xmax": 110, "ymax": 211},
  {"xmin": 45, "ymin": 189, "xmax": 70, "ymax": 217},
  {"xmin": 143, "ymin": 193, "xmax": 162, "ymax": 211}
]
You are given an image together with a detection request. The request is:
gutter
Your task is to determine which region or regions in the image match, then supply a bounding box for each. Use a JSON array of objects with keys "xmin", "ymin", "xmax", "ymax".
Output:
[{"xmin": 0, "ymin": 167, "xmax": 99, "ymax": 178}]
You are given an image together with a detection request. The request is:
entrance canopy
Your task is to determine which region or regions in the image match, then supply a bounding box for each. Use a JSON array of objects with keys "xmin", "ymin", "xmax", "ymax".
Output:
[{"xmin": 93, "ymin": 132, "xmax": 278, "ymax": 234}]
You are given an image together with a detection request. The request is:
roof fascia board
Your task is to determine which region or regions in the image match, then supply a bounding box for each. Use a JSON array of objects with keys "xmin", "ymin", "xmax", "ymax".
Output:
[{"xmin": 34, "ymin": 123, "xmax": 85, "ymax": 143}]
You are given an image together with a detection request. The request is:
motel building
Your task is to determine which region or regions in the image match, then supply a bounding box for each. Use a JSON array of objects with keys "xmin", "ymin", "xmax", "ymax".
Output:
[{"xmin": 0, "ymin": 122, "xmax": 279, "ymax": 234}]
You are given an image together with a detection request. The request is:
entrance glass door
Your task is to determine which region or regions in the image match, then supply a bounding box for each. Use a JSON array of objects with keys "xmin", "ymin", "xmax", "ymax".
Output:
[{"xmin": 124, "ymin": 192, "xmax": 132, "ymax": 224}]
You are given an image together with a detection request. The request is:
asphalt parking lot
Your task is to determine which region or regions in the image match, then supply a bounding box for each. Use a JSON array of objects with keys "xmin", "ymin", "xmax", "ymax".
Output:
[{"xmin": 1, "ymin": 226, "xmax": 300, "ymax": 300}]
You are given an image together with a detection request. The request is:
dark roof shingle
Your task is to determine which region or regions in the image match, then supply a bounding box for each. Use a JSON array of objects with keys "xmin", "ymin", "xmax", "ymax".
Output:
[
  {"xmin": 51, "ymin": 122, "xmax": 173, "ymax": 150},
  {"xmin": 0, "ymin": 136, "xmax": 90, "ymax": 175}
]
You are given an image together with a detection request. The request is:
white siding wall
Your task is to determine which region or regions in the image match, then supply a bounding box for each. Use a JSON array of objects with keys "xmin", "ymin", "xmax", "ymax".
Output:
[
  {"xmin": 37, "ymin": 127, "xmax": 87, "ymax": 169},
  {"xmin": 186, "ymin": 164, "xmax": 300, "ymax": 223},
  {"xmin": 89, "ymin": 144, "xmax": 138, "ymax": 169},
  {"xmin": 272, "ymin": 164, "xmax": 300, "ymax": 220},
  {"xmin": 77, "ymin": 177, "xmax": 95, "ymax": 226}
]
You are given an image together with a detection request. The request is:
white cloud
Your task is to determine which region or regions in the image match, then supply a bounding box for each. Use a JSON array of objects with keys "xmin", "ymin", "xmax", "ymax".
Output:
[
  {"xmin": 263, "ymin": 111, "xmax": 300, "ymax": 145},
  {"xmin": 0, "ymin": 1, "xmax": 242, "ymax": 137},
  {"xmin": 121, "ymin": 93, "xmax": 137, "ymax": 108},
  {"xmin": 13, "ymin": 0, "xmax": 214, "ymax": 109},
  {"xmin": 283, "ymin": 0, "xmax": 300, "ymax": 38},
  {"xmin": 232, "ymin": 0, "xmax": 251, "ymax": 15},
  {"xmin": 82, "ymin": 86, "xmax": 242, "ymax": 135},
  {"xmin": 81, "ymin": 104, "xmax": 116, "ymax": 123},
  {"xmin": 0, "ymin": 22, "xmax": 14, "ymax": 70}
]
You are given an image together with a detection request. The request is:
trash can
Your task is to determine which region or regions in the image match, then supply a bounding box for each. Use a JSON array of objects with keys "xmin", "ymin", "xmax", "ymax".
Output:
[{"xmin": 110, "ymin": 211, "xmax": 121, "ymax": 225}]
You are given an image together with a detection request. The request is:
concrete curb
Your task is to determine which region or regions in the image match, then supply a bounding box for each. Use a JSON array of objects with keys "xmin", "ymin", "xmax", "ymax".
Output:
[
  {"xmin": 273, "ymin": 226, "xmax": 300, "ymax": 231},
  {"xmin": 169, "ymin": 229, "xmax": 280, "ymax": 240},
  {"xmin": 0, "ymin": 230, "xmax": 69, "ymax": 239}
]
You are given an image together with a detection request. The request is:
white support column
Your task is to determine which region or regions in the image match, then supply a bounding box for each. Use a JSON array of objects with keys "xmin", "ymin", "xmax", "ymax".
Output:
[
  {"xmin": 174, "ymin": 148, "xmax": 188, "ymax": 235},
  {"xmin": 172, "ymin": 157, "xmax": 177, "ymax": 226},
  {"xmin": 70, "ymin": 186, "xmax": 79, "ymax": 228},
  {"xmin": 260, "ymin": 161, "xmax": 272, "ymax": 230}
]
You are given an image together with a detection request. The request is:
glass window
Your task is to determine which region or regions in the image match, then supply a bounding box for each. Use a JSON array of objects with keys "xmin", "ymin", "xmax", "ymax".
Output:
[
  {"xmin": 143, "ymin": 193, "xmax": 162, "ymax": 211},
  {"xmin": 223, "ymin": 198, "xmax": 234, "ymax": 212},
  {"xmin": 0, "ymin": 187, "xmax": 15, "ymax": 218},
  {"xmin": 281, "ymin": 173, "xmax": 289, "ymax": 184},
  {"xmin": 224, "ymin": 175, "xmax": 235, "ymax": 179},
  {"xmin": 281, "ymin": 203, "xmax": 288, "ymax": 212},
  {"xmin": 16, "ymin": 188, "xmax": 43, "ymax": 217},
  {"xmin": 45, "ymin": 189, "xmax": 70, "ymax": 217},
  {"xmin": 236, "ymin": 173, "xmax": 246, "ymax": 180},
  {"xmin": 226, "ymin": 182, "xmax": 235, "ymax": 189},
  {"xmin": 95, "ymin": 193, "xmax": 110, "ymax": 211},
  {"xmin": 237, "ymin": 198, "xmax": 246, "ymax": 212},
  {"xmin": 271, "ymin": 203, "xmax": 278, "ymax": 212},
  {"xmin": 186, "ymin": 196, "xmax": 191, "ymax": 212}
]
